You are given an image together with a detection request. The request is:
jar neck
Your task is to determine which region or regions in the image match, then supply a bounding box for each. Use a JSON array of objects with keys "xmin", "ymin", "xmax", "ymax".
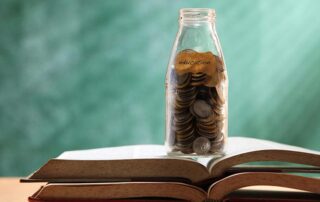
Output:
[
  {"xmin": 179, "ymin": 8, "xmax": 216, "ymax": 24},
  {"xmin": 175, "ymin": 9, "xmax": 219, "ymax": 54}
]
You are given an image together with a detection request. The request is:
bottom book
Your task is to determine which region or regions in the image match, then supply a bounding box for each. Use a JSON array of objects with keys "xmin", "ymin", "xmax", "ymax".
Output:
[{"xmin": 28, "ymin": 172, "xmax": 320, "ymax": 202}]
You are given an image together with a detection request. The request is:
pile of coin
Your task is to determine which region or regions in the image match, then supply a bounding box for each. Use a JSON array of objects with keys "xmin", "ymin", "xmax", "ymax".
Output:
[{"xmin": 171, "ymin": 70, "xmax": 225, "ymax": 155}]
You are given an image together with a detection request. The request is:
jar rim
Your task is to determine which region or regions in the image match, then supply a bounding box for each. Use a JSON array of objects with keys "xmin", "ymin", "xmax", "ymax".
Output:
[{"xmin": 179, "ymin": 8, "xmax": 216, "ymax": 22}]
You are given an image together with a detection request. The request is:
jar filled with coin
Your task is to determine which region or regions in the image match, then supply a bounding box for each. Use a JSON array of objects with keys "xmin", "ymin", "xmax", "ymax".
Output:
[{"xmin": 165, "ymin": 8, "xmax": 228, "ymax": 156}]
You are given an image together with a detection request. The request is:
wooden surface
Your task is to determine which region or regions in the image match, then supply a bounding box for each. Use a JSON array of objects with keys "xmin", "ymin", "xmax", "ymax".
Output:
[{"xmin": 0, "ymin": 178, "xmax": 44, "ymax": 202}]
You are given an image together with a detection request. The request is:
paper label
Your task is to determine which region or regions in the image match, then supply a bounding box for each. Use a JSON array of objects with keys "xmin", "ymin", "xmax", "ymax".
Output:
[{"xmin": 174, "ymin": 49, "xmax": 225, "ymax": 87}]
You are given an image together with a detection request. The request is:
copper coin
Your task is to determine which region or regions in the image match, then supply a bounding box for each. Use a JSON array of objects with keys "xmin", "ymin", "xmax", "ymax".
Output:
[
  {"xmin": 210, "ymin": 133, "xmax": 225, "ymax": 152},
  {"xmin": 176, "ymin": 73, "xmax": 191, "ymax": 88},
  {"xmin": 215, "ymin": 84, "xmax": 225, "ymax": 104}
]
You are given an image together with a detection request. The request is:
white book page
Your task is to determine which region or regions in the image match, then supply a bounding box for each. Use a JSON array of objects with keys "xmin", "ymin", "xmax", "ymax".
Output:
[
  {"xmin": 226, "ymin": 137, "xmax": 320, "ymax": 156},
  {"xmin": 56, "ymin": 137, "xmax": 319, "ymax": 162},
  {"xmin": 57, "ymin": 145, "xmax": 167, "ymax": 160}
]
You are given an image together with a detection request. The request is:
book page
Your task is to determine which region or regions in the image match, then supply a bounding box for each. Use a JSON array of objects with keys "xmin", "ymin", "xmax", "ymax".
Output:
[
  {"xmin": 57, "ymin": 144, "xmax": 212, "ymax": 167},
  {"xmin": 57, "ymin": 145, "xmax": 168, "ymax": 160},
  {"xmin": 226, "ymin": 137, "xmax": 320, "ymax": 156},
  {"xmin": 26, "ymin": 144, "xmax": 211, "ymax": 184},
  {"xmin": 207, "ymin": 172, "xmax": 320, "ymax": 201},
  {"xmin": 208, "ymin": 137, "xmax": 320, "ymax": 177},
  {"xmin": 34, "ymin": 182, "xmax": 207, "ymax": 201}
]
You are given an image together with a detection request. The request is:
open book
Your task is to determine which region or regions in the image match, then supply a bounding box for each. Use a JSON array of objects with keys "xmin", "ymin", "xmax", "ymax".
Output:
[
  {"xmin": 23, "ymin": 137, "xmax": 320, "ymax": 185},
  {"xmin": 23, "ymin": 137, "xmax": 320, "ymax": 201},
  {"xmin": 28, "ymin": 172, "xmax": 320, "ymax": 202}
]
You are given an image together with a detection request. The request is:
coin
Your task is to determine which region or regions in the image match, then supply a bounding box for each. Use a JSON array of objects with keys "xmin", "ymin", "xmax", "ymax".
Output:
[
  {"xmin": 193, "ymin": 137, "xmax": 211, "ymax": 155},
  {"xmin": 174, "ymin": 110, "xmax": 193, "ymax": 123},
  {"xmin": 174, "ymin": 86, "xmax": 196, "ymax": 108},
  {"xmin": 175, "ymin": 143, "xmax": 193, "ymax": 154},
  {"xmin": 175, "ymin": 119, "xmax": 194, "ymax": 134},
  {"xmin": 192, "ymin": 73, "xmax": 207, "ymax": 80},
  {"xmin": 197, "ymin": 123, "xmax": 218, "ymax": 134},
  {"xmin": 191, "ymin": 73, "xmax": 208, "ymax": 86},
  {"xmin": 197, "ymin": 114, "xmax": 216, "ymax": 125},
  {"xmin": 215, "ymin": 84, "xmax": 225, "ymax": 104},
  {"xmin": 210, "ymin": 133, "xmax": 225, "ymax": 152},
  {"xmin": 213, "ymin": 106, "xmax": 223, "ymax": 115},
  {"xmin": 197, "ymin": 86, "xmax": 210, "ymax": 99},
  {"xmin": 191, "ymin": 100, "xmax": 212, "ymax": 118},
  {"xmin": 176, "ymin": 73, "xmax": 191, "ymax": 88}
]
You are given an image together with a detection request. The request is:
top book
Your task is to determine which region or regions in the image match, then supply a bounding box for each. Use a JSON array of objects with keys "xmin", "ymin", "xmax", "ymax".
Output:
[{"xmin": 23, "ymin": 137, "xmax": 320, "ymax": 184}]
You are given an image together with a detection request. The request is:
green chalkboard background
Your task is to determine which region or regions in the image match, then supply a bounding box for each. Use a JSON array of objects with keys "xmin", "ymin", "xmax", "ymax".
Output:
[{"xmin": 1, "ymin": 0, "xmax": 320, "ymax": 176}]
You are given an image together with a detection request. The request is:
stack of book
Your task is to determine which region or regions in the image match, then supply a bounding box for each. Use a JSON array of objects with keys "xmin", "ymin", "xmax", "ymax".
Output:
[{"xmin": 22, "ymin": 137, "xmax": 320, "ymax": 202}]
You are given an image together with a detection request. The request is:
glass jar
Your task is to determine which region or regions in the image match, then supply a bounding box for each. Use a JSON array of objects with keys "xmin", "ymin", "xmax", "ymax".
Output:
[{"xmin": 165, "ymin": 8, "xmax": 228, "ymax": 156}]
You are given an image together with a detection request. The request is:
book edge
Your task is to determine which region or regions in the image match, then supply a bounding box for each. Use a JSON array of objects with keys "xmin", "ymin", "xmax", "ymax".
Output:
[
  {"xmin": 23, "ymin": 158, "xmax": 210, "ymax": 184},
  {"xmin": 209, "ymin": 149, "xmax": 320, "ymax": 177}
]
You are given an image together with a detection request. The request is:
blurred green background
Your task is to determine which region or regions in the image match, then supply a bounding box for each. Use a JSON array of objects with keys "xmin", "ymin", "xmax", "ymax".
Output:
[{"xmin": 1, "ymin": 0, "xmax": 320, "ymax": 176}]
